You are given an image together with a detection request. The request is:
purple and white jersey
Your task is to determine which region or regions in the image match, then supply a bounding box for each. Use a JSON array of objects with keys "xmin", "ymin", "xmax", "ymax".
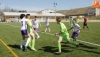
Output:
[
  {"xmin": 45, "ymin": 18, "xmax": 49, "ymax": 25},
  {"xmin": 33, "ymin": 19, "xmax": 40, "ymax": 28},
  {"xmin": 20, "ymin": 18, "xmax": 27, "ymax": 30},
  {"xmin": 72, "ymin": 24, "xmax": 80, "ymax": 33}
]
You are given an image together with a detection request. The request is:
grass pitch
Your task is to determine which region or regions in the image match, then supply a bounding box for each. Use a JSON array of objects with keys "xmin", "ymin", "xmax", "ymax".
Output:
[{"xmin": 0, "ymin": 22, "xmax": 100, "ymax": 57}]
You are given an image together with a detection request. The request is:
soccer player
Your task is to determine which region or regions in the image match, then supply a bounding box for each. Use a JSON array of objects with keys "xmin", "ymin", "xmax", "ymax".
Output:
[
  {"xmin": 76, "ymin": 16, "xmax": 80, "ymax": 24},
  {"xmin": 69, "ymin": 17, "xmax": 73, "ymax": 27},
  {"xmin": 68, "ymin": 19, "xmax": 81, "ymax": 41},
  {"xmin": 33, "ymin": 16, "xmax": 41, "ymax": 38},
  {"xmin": 20, "ymin": 14, "xmax": 31, "ymax": 50},
  {"xmin": 45, "ymin": 17, "xmax": 51, "ymax": 32},
  {"xmin": 55, "ymin": 17, "xmax": 79, "ymax": 54},
  {"xmin": 83, "ymin": 17, "xmax": 89, "ymax": 30},
  {"xmin": 26, "ymin": 14, "xmax": 37, "ymax": 51}
]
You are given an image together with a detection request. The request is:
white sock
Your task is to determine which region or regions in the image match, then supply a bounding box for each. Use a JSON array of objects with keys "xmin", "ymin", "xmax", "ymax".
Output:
[
  {"xmin": 25, "ymin": 38, "xmax": 31, "ymax": 47},
  {"xmin": 20, "ymin": 40, "xmax": 24, "ymax": 48},
  {"xmin": 48, "ymin": 28, "xmax": 51, "ymax": 32},
  {"xmin": 45, "ymin": 28, "xmax": 47, "ymax": 32},
  {"xmin": 35, "ymin": 32, "xmax": 40, "ymax": 38}
]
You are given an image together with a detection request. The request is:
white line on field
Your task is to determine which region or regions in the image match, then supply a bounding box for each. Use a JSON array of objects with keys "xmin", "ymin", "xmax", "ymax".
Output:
[{"xmin": 4, "ymin": 24, "xmax": 100, "ymax": 47}]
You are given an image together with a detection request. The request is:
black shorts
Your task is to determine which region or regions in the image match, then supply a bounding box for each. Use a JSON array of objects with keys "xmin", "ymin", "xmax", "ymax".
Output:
[{"xmin": 83, "ymin": 22, "xmax": 87, "ymax": 26}]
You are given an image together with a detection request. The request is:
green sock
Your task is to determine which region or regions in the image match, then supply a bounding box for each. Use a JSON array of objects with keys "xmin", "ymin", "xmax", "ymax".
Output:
[
  {"xmin": 70, "ymin": 41, "xmax": 78, "ymax": 45},
  {"xmin": 58, "ymin": 42, "xmax": 61, "ymax": 52},
  {"xmin": 31, "ymin": 40, "xmax": 35, "ymax": 50}
]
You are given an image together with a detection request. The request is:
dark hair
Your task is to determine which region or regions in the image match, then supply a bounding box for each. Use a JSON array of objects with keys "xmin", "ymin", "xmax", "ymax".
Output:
[
  {"xmin": 34, "ymin": 16, "xmax": 37, "ymax": 18},
  {"xmin": 26, "ymin": 14, "xmax": 30, "ymax": 18},
  {"xmin": 20, "ymin": 14, "xmax": 25, "ymax": 19},
  {"xmin": 70, "ymin": 17, "xmax": 72, "ymax": 18},
  {"xmin": 73, "ymin": 19, "xmax": 76, "ymax": 22},
  {"xmin": 56, "ymin": 17, "xmax": 62, "ymax": 22}
]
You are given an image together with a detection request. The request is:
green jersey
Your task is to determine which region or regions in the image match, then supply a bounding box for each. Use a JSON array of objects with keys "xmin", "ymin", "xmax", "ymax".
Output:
[
  {"xmin": 27, "ymin": 19, "xmax": 33, "ymax": 33},
  {"xmin": 76, "ymin": 18, "xmax": 79, "ymax": 24},
  {"xmin": 59, "ymin": 22, "xmax": 70, "ymax": 40},
  {"xmin": 69, "ymin": 18, "xmax": 73, "ymax": 27}
]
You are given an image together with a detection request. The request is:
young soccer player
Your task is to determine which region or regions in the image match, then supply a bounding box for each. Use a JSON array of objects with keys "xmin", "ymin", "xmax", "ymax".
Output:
[
  {"xmin": 33, "ymin": 16, "xmax": 41, "ymax": 38},
  {"xmin": 83, "ymin": 17, "xmax": 89, "ymax": 30},
  {"xmin": 76, "ymin": 16, "xmax": 80, "ymax": 24},
  {"xmin": 68, "ymin": 19, "xmax": 81, "ymax": 41},
  {"xmin": 69, "ymin": 17, "xmax": 73, "ymax": 27},
  {"xmin": 55, "ymin": 17, "xmax": 79, "ymax": 54},
  {"xmin": 26, "ymin": 14, "xmax": 37, "ymax": 51},
  {"xmin": 45, "ymin": 17, "xmax": 51, "ymax": 32},
  {"xmin": 20, "ymin": 14, "xmax": 31, "ymax": 50}
]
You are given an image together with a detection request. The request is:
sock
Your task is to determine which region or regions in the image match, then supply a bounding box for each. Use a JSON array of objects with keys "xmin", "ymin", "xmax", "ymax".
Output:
[
  {"xmin": 45, "ymin": 28, "xmax": 47, "ymax": 32},
  {"xmin": 58, "ymin": 42, "xmax": 61, "ymax": 52},
  {"xmin": 31, "ymin": 40, "xmax": 35, "ymax": 50},
  {"xmin": 25, "ymin": 38, "xmax": 31, "ymax": 47},
  {"xmin": 70, "ymin": 41, "xmax": 78, "ymax": 45},
  {"xmin": 28, "ymin": 39, "xmax": 32, "ymax": 48},
  {"xmin": 20, "ymin": 40, "xmax": 24, "ymax": 48},
  {"xmin": 35, "ymin": 32, "xmax": 40, "ymax": 38},
  {"xmin": 73, "ymin": 37, "xmax": 77, "ymax": 41},
  {"xmin": 48, "ymin": 28, "xmax": 51, "ymax": 32}
]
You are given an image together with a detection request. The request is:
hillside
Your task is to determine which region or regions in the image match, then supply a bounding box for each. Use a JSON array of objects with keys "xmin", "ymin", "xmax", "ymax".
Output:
[
  {"xmin": 57, "ymin": 6, "xmax": 92, "ymax": 16},
  {"xmin": 57, "ymin": 6, "xmax": 100, "ymax": 20}
]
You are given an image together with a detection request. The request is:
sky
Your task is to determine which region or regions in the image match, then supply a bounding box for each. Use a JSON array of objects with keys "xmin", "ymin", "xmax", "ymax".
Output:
[{"xmin": 0, "ymin": 0, "xmax": 93, "ymax": 11}]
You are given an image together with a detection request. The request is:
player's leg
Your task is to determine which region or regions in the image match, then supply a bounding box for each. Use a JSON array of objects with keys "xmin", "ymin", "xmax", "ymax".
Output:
[
  {"xmin": 30, "ymin": 33, "xmax": 37, "ymax": 51},
  {"xmin": 86, "ymin": 23, "xmax": 89, "ymax": 30},
  {"xmin": 20, "ymin": 35, "xmax": 25, "ymax": 50},
  {"xmin": 25, "ymin": 34, "xmax": 31, "ymax": 49},
  {"xmin": 20, "ymin": 30, "xmax": 26, "ymax": 50},
  {"xmin": 55, "ymin": 37, "xmax": 62, "ymax": 54},
  {"xmin": 71, "ymin": 32, "xmax": 79, "ymax": 41},
  {"xmin": 25, "ymin": 30, "xmax": 31, "ymax": 50},
  {"xmin": 83, "ymin": 23, "xmax": 85, "ymax": 29},
  {"xmin": 34, "ymin": 28, "xmax": 40, "ymax": 38},
  {"xmin": 47, "ymin": 25, "xmax": 51, "ymax": 32},
  {"xmin": 45, "ymin": 25, "xmax": 48, "ymax": 32},
  {"xmin": 66, "ymin": 33, "xmax": 79, "ymax": 47}
]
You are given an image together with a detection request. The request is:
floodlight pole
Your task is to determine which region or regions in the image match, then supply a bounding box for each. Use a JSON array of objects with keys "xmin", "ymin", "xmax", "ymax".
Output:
[{"xmin": 54, "ymin": 2, "xmax": 57, "ymax": 19}]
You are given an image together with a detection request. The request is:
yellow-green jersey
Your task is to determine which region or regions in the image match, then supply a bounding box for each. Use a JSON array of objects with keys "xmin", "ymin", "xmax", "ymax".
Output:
[
  {"xmin": 76, "ymin": 18, "xmax": 80, "ymax": 24},
  {"xmin": 59, "ymin": 22, "xmax": 70, "ymax": 40},
  {"xmin": 27, "ymin": 19, "xmax": 34, "ymax": 35}
]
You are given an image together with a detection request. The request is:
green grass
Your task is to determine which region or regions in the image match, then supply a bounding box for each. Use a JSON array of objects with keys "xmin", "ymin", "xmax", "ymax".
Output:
[{"xmin": 0, "ymin": 22, "xmax": 100, "ymax": 57}]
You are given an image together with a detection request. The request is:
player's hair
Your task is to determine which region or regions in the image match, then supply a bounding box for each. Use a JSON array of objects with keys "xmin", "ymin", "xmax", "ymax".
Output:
[
  {"xmin": 73, "ymin": 19, "xmax": 77, "ymax": 22},
  {"xmin": 20, "ymin": 14, "xmax": 25, "ymax": 19},
  {"xmin": 26, "ymin": 14, "xmax": 30, "ymax": 18},
  {"xmin": 56, "ymin": 17, "xmax": 62, "ymax": 22},
  {"xmin": 70, "ymin": 16, "xmax": 72, "ymax": 18},
  {"xmin": 34, "ymin": 16, "xmax": 37, "ymax": 18}
]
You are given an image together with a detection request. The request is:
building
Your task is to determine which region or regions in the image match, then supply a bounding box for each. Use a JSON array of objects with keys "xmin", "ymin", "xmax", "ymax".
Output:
[
  {"xmin": 1, "ymin": 9, "xmax": 65, "ymax": 22},
  {"xmin": 88, "ymin": 8, "xmax": 100, "ymax": 16}
]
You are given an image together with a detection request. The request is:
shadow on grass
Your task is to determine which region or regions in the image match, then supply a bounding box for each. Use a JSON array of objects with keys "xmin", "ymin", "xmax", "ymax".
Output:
[
  {"xmin": 79, "ymin": 49, "xmax": 100, "ymax": 54},
  {"xmin": 79, "ymin": 43, "xmax": 97, "ymax": 49},
  {"xmin": 38, "ymin": 46, "xmax": 72, "ymax": 54},
  {"xmin": 62, "ymin": 42, "xmax": 97, "ymax": 49},
  {"xmin": 8, "ymin": 44, "xmax": 19, "ymax": 49}
]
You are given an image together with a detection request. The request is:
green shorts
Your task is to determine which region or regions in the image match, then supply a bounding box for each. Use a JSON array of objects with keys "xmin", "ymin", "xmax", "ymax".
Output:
[
  {"xmin": 60, "ymin": 33, "xmax": 70, "ymax": 41},
  {"xmin": 28, "ymin": 28, "xmax": 34, "ymax": 36}
]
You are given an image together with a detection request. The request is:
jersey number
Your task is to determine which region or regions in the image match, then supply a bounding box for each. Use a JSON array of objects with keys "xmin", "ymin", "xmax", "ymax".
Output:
[{"xmin": 21, "ymin": 21, "xmax": 23, "ymax": 26}]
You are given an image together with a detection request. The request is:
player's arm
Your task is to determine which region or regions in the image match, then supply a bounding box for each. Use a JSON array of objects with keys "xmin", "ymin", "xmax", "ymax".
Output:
[
  {"xmin": 77, "ymin": 24, "xmax": 81, "ymax": 30},
  {"xmin": 55, "ymin": 31, "xmax": 63, "ymax": 36},
  {"xmin": 55, "ymin": 24, "xmax": 65, "ymax": 36},
  {"xmin": 68, "ymin": 27, "xmax": 73, "ymax": 32},
  {"xmin": 26, "ymin": 21, "xmax": 33, "ymax": 29},
  {"xmin": 78, "ymin": 26, "xmax": 81, "ymax": 30}
]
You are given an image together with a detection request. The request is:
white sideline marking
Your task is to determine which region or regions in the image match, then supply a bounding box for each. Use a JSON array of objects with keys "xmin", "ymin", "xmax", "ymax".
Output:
[{"xmin": 4, "ymin": 24, "xmax": 100, "ymax": 47}]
